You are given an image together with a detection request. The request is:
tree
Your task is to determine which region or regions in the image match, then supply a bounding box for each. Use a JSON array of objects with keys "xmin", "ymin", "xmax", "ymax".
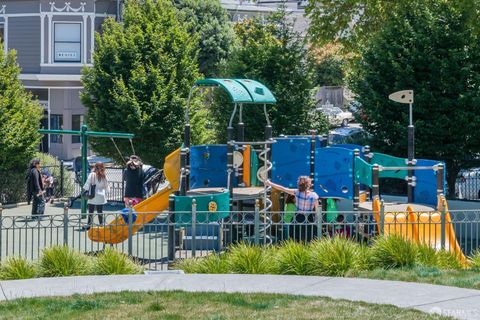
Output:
[
  {"xmin": 306, "ymin": 0, "xmax": 480, "ymax": 51},
  {"xmin": 310, "ymin": 43, "xmax": 346, "ymax": 87},
  {"xmin": 81, "ymin": 0, "xmax": 200, "ymax": 167},
  {"xmin": 211, "ymin": 8, "xmax": 328, "ymax": 142},
  {"xmin": 174, "ymin": 0, "xmax": 235, "ymax": 77},
  {"xmin": 0, "ymin": 44, "xmax": 42, "ymax": 202},
  {"xmin": 348, "ymin": 0, "xmax": 480, "ymax": 194}
]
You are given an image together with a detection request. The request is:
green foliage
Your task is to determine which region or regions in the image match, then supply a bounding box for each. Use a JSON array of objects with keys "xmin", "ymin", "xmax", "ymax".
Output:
[
  {"xmin": 348, "ymin": 0, "xmax": 480, "ymax": 194},
  {"xmin": 174, "ymin": 0, "xmax": 235, "ymax": 77},
  {"xmin": 416, "ymin": 243, "xmax": 439, "ymax": 268},
  {"xmin": 36, "ymin": 152, "xmax": 75, "ymax": 198},
  {"xmin": 310, "ymin": 44, "xmax": 346, "ymax": 87},
  {"xmin": 435, "ymin": 250, "xmax": 464, "ymax": 270},
  {"xmin": 274, "ymin": 240, "xmax": 311, "ymax": 275},
  {"xmin": 0, "ymin": 44, "xmax": 42, "ymax": 203},
  {"xmin": 92, "ymin": 248, "xmax": 142, "ymax": 275},
  {"xmin": 469, "ymin": 250, "xmax": 480, "ymax": 270},
  {"xmin": 211, "ymin": 7, "xmax": 328, "ymax": 142},
  {"xmin": 173, "ymin": 254, "xmax": 229, "ymax": 274},
  {"xmin": 309, "ymin": 237, "xmax": 362, "ymax": 276},
  {"xmin": 228, "ymin": 243, "xmax": 273, "ymax": 274},
  {"xmin": 370, "ymin": 236, "xmax": 417, "ymax": 269},
  {"xmin": 81, "ymin": 0, "xmax": 200, "ymax": 167},
  {"xmin": 0, "ymin": 257, "xmax": 37, "ymax": 280},
  {"xmin": 40, "ymin": 246, "xmax": 90, "ymax": 277}
]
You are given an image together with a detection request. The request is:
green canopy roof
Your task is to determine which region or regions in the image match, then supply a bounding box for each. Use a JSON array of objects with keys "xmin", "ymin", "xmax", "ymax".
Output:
[{"xmin": 195, "ymin": 78, "xmax": 276, "ymax": 104}]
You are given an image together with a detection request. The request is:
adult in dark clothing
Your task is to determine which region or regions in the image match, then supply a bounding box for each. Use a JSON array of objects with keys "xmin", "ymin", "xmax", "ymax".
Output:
[
  {"xmin": 27, "ymin": 159, "xmax": 45, "ymax": 218},
  {"xmin": 123, "ymin": 155, "xmax": 145, "ymax": 207}
]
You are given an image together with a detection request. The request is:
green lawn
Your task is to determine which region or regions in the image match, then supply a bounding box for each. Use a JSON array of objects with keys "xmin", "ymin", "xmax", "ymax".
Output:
[
  {"xmin": 0, "ymin": 291, "xmax": 451, "ymax": 320},
  {"xmin": 349, "ymin": 266, "xmax": 480, "ymax": 290}
]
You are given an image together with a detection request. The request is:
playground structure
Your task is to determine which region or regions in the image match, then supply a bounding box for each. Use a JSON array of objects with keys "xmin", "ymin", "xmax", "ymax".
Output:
[{"xmin": 87, "ymin": 78, "xmax": 466, "ymax": 262}]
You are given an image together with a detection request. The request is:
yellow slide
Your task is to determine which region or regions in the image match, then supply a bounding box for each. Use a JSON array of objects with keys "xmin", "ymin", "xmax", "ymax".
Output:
[
  {"xmin": 88, "ymin": 149, "xmax": 180, "ymax": 244},
  {"xmin": 372, "ymin": 196, "xmax": 466, "ymax": 262}
]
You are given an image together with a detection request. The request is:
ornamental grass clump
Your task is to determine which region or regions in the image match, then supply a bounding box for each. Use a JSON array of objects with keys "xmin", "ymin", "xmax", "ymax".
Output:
[
  {"xmin": 40, "ymin": 245, "xmax": 90, "ymax": 277},
  {"xmin": 415, "ymin": 243, "xmax": 439, "ymax": 267},
  {"xmin": 195, "ymin": 254, "xmax": 230, "ymax": 274},
  {"xmin": 228, "ymin": 242, "xmax": 273, "ymax": 274},
  {"xmin": 370, "ymin": 235, "xmax": 417, "ymax": 269},
  {"xmin": 92, "ymin": 248, "xmax": 143, "ymax": 275},
  {"xmin": 309, "ymin": 237, "xmax": 362, "ymax": 276},
  {"xmin": 435, "ymin": 250, "xmax": 464, "ymax": 270},
  {"xmin": 0, "ymin": 257, "xmax": 37, "ymax": 280},
  {"xmin": 469, "ymin": 250, "xmax": 480, "ymax": 270},
  {"xmin": 274, "ymin": 240, "xmax": 312, "ymax": 275}
]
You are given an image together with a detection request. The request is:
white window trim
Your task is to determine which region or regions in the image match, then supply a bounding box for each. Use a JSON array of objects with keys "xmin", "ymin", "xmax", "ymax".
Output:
[
  {"xmin": 52, "ymin": 21, "xmax": 83, "ymax": 64},
  {"xmin": 0, "ymin": 19, "xmax": 7, "ymax": 54}
]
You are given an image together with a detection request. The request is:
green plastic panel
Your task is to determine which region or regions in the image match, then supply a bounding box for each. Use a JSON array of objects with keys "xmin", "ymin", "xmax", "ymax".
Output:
[
  {"xmin": 371, "ymin": 152, "xmax": 408, "ymax": 179},
  {"xmin": 250, "ymin": 148, "xmax": 259, "ymax": 186},
  {"xmin": 354, "ymin": 157, "xmax": 373, "ymax": 187},
  {"xmin": 235, "ymin": 79, "xmax": 277, "ymax": 104},
  {"xmin": 326, "ymin": 198, "xmax": 339, "ymax": 223},
  {"xmin": 196, "ymin": 78, "xmax": 253, "ymax": 103},
  {"xmin": 174, "ymin": 190, "xmax": 230, "ymax": 224},
  {"xmin": 195, "ymin": 78, "xmax": 277, "ymax": 104}
]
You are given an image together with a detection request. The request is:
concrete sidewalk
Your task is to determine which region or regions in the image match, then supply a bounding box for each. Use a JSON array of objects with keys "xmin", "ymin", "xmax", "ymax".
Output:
[{"xmin": 1, "ymin": 274, "xmax": 480, "ymax": 319}]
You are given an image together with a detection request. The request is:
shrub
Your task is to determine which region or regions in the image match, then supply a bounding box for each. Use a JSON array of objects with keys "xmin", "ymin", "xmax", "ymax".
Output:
[
  {"xmin": 0, "ymin": 257, "xmax": 37, "ymax": 280},
  {"xmin": 415, "ymin": 243, "xmax": 439, "ymax": 267},
  {"xmin": 370, "ymin": 235, "xmax": 417, "ymax": 269},
  {"xmin": 174, "ymin": 258, "xmax": 203, "ymax": 273},
  {"xmin": 274, "ymin": 240, "xmax": 312, "ymax": 275},
  {"xmin": 469, "ymin": 250, "xmax": 480, "ymax": 270},
  {"xmin": 92, "ymin": 248, "xmax": 142, "ymax": 275},
  {"xmin": 40, "ymin": 246, "xmax": 90, "ymax": 277},
  {"xmin": 228, "ymin": 243, "xmax": 273, "ymax": 274},
  {"xmin": 356, "ymin": 245, "xmax": 373, "ymax": 271},
  {"xmin": 173, "ymin": 254, "xmax": 229, "ymax": 274},
  {"xmin": 436, "ymin": 250, "xmax": 464, "ymax": 270},
  {"xmin": 36, "ymin": 152, "xmax": 75, "ymax": 198},
  {"xmin": 309, "ymin": 237, "xmax": 361, "ymax": 276}
]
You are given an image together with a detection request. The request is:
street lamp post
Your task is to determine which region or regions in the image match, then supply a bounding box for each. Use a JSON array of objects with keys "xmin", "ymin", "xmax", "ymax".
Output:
[{"xmin": 388, "ymin": 90, "xmax": 415, "ymax": 203}]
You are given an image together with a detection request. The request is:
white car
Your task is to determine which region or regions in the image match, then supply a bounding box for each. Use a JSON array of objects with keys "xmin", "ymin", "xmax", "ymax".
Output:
[
  {"xmin": 318, "ymin": 107, "xmax": 354, "ymax": 127},
  {"xmin": 456, "ymin": 168, "xmax": 480, "ymax": 200}
]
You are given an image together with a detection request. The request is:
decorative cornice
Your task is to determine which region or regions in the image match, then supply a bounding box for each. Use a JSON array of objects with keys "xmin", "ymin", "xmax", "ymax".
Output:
[{"xmin": 49, "ymin": 2, "xmax": 86, "ymax": 13}]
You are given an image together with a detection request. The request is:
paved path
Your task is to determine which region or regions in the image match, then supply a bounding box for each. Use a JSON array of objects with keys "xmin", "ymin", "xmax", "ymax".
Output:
[{"xmin": 1, "ymin": 274, "xmax": 480, "ymax": 319}]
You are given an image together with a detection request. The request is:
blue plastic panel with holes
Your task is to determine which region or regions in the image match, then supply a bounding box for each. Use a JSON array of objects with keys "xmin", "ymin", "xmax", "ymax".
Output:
[
  {"xmin": 314, "ymin": 147, "xmax": 354, "ymax": 199},
  {"xmin": 189, "ymin": 145, "xmax": 237, "ymax": 189},
  {"xmin": 413, "ymin": 159, "xmax": 445, "ymax": 207},
  {"xmin": 271, "ymin": 137, "xmax": 311, "ymax": 188}
]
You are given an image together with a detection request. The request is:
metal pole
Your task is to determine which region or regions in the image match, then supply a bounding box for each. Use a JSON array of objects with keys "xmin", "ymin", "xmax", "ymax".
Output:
[
  {"xmin": 227, "ymin": 126, "xmax": 234, "ymax": 210},
  {"xmin": 309, "ymin": 129, "xmax": 317, "ymax": 181},
  {"xmin": 81, "ymin": 124, "xmax": 88, "ymax": 214},
  {"xmin": 316, "ymin": 205, "xmax": 322, "ymax": 239},
  {"xmin": 0, "ymin": 203, "xmax": 3, "ymax": 262},
  {"xmin": 237, "ymin": 104, "xmax": 244, "ymax": 187},
  {"xmin": 353, "ymin": 149, "xmax": 360, "ymax": 211},
  {"xmin": 407, "ymin": 103, "xmax": 415, "ymax": 203},
  {"xmin": 127, "ymin": 200, "xmax": 133, "ymax": 256},
  {"xmin": 436, "ymin": 164, "xmax": 445, "ymax": 199},
  {"xmin": 191, "ymin": 199, "xmax": 197, "ymax": 257},
  {"xmin": 372, "ymin": 164, "xmax": 380, "ymax": 198},
  {"xmin": 63, "ymin": 202, "xmax": 69, "ymax": 245},
  {"xmin": 379, "ymin": 200, "xmax": 385, "ymax": 236},
  {"xmin": 363, "ymin": 145, "xmax": 372, "ymax": 200},
  {"xmin": 168, "ymin": 194, "xmax": 176, "ymax": 262},
  {"xmin": 254, "ymin": 199, "xmax": 260, "ymax": 245},
  {"xmin": 440, "ymin": 196, "xmax": 446, "ymax": 250},
  {"xmin": 60, "ymin": 160, "xmax": 64, "ymax": 197}
]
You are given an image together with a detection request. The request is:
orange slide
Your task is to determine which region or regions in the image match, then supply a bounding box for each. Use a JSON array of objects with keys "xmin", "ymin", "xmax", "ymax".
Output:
[
  {"xmin": 88, "ymin": 149, "xmax": 180, "ymax": 244},
  {"xmin": 372, "ymin": 196, "xmax": 466, "ymax": 262}
]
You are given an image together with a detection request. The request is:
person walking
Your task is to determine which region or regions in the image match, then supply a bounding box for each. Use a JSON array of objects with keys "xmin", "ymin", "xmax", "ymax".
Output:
[
  {"xmin": 83, "ymin": 162, "xmax": 109, "ymax": 230},
  {"xmin": 27, "ymin": 159, "xmax": 45, "ymax": 219},
  {"xmin": 123, "ymin": 155, "xmax": 145, "ymax": 207},
  {"xmin": 265, "ymin": 176, "xmax": 319, "ymax": 241}
]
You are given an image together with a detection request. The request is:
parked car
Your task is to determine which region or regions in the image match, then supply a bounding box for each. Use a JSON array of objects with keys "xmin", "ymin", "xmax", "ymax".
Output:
[
  {"xmin": 328, "ymin": 127, "xmax": 369, "ymax": 146},
  {"xmin": 456, "ymin": 168, "xmax": 480, "ymax": 200},
  {"xmin": 318, "ymin": 107, "xmax": 354, "ymax": 127}
]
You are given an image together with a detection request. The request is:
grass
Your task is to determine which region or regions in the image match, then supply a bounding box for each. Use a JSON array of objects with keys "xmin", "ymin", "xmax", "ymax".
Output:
[
  {"xmin": 309, "ymin": 237, "xmax": 362, "ymax": 276},
  {"xmin": 370, "ymin": 235, "xmax": 417, "ymax": 269},
  {"xmin": 0, "ymin": 291, "xmax": 451, "ymax": 320},
  {"xmin": 39, "ymin": 246, "xmax": 91, "ymax": 277},
  {"xmin": 0, "ymin": 257, "xmax": 37, "ymax": 280},
  {"xmin": 274, "ymin": 240, "xmax": 312, "ymax": 275},
  {"xmin": 92, "ymin": 248, "xmax": 143, "ymax": 275}
]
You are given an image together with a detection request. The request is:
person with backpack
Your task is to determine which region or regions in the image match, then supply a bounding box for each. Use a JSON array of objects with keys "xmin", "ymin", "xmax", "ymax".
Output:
[
  {"xmin": 123, "ymin": 155, "xmax": 145, "ymax": 207},
  {"xmin": 27, "ymin": 159, "xmax": 45, "ymax": 219},
  {"xmin": 82, "ymin": 162, "xmax": 109, "ymax": 230}
]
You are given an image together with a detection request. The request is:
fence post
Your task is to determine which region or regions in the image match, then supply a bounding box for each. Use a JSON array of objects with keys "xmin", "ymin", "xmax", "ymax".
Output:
[
  {"xmin": 127, "ymin": 200, "xmax": 133, "ymax": 256},
  {"xmin": 372, "ymin": 164, "xmax": 380, "ymax": 198},
  {"xmin": 60, "ymin": 160, "xmax": 65, "ymax": 197},
  {"xmin": 168, "ymin": 194, "xmax": 176, "ymax": 262},
  {"xmin": 316, "ymin": 204, "xmax": 322, "ymax": 239},
  {"xmin": 440, "ymin": 196, "xmax": 446, "ymax": 250},
  {"xmin": 254, "ymin": 199, "xmax": 260, "ymax": 245},
  {"xmin": 0, "ymin": 203, "xmax": 3, "ymax": 262},
  {"xmin": 379, "ymin": 200, "xmax": 385, "ymax": 236},
  {"xmin": 191, "ymin": 199, "xmax": 197, "ymax": 258},
  {"xmin": 63, "ymin": 202, "xmax": 69, "ymax": 245}
]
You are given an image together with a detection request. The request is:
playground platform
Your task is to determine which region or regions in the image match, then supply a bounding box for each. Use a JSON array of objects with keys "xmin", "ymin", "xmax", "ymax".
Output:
[{"xmin": 0, "ymin": 274, "xmax": 479, "ymax": 319}]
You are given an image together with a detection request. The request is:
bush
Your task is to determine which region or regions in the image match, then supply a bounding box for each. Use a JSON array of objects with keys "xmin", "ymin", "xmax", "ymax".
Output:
[
  {"xmin": 415, "ymin": 243, "xmax": 439, "ymax": 268},
  {"xmin": 274, "ymin": 240, "xmax": 312, "ymax": 275},
  {"xmin": 309, "ymin": 237, "xmax": 362, "ymax": 276},
  {"xmin": 92, "ymin": 248, "xmax": 142, "ymax": 275},
  {"xmin": 370, "ymin": 236, "xmax": 417, "ymax": 269},
  {"xmin": 40, "ymin": 246, "xmax": 91, "ymax": 277},
  {"xmin": 0, "ymin": 257, "xmax": 37, "ymax": 280},
  {"xmin": 469, "ymin": 250, "xmax": 480, "ymax": 270},
  {"xmin": 228, "ymin": 243, "xmax": 273, "ymax": 274},
  {"xmin": 36, "ymin": 152, "xmax": 75, "ymax": 198},
  {"xmin": 436, "ymin": 250, "xmax": 464, "ymax": 270}
]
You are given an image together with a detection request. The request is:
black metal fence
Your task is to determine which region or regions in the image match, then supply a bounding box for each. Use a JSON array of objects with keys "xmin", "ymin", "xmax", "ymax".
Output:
[{"xmin": 1, "ymin": 206, "xmax": 479, "ymax": 270}]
